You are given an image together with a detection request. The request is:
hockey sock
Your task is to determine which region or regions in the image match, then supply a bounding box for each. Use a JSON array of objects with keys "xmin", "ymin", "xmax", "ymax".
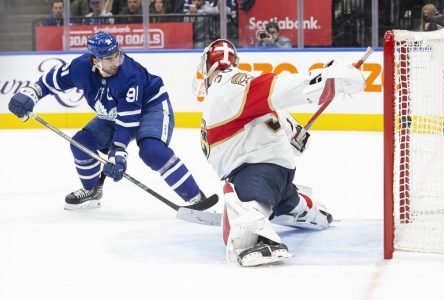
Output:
[
  {"xmin": 71, "ymin": 129, "xmax": 101, "ymax": 190},
  {"xmin": 139, "ymin": 138, "xmax": 200, "ymax": 201}
]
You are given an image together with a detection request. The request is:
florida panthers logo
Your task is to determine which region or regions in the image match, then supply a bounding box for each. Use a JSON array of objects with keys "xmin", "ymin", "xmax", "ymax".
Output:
[
  {"xmin": 231, "ymin": 72, "xmax": 254, "ymax": 86},
  {"xmin": 200, "ymin": 119, "xmax": 210, "ymax": 158}
]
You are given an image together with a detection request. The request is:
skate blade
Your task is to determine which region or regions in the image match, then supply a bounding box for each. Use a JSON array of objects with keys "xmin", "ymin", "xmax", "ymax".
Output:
[
  {"xmin": 64, "ymin": 200, "xmax": 101, "ymax": 210},
  {"xmin": 239, "ymin": 251, "xmax": 293, "ymax": 267}
]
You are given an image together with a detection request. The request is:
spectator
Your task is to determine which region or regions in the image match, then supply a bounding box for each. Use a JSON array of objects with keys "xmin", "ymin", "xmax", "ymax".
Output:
[
  {"xmin": 43, "ymin": 0, "xmax": 64, "ymax": 26},
  {"xmin": 419, "ymin": 3, "xmax": 442, "ymax": 31},
  {"xmin": 150, "ymin": 0, "xmax": 171, "ymax": 23},
  {"xmin": 71, "ymin": 0, "xmax": 90, "ymax": 17},
  {"xmin": 208, "ymin": 0, "xmax": 235, "ymax": 17},
  {"xmin": 83, "ymin": 0, "xmax": 114, "ymax": 24},
  {"xmin": 110, "ymin": 0, "xmax": 127, "ymax": 15},
  {"xmin": 103, "ymin": 0, "xmax": 113, "ymax": 13},
  {"xmin": 184, "ymin": 0, "xmax": 219, "ymax": 48},
  {"xmin": 118, "ymin": 0, "xmax": 143, "ymax": 24},
  {"xmin": 184, "ymin": 0, "xmax": 217, "ymax": 14},
  {"xmin": 207, "ymin": 0, "xmax": 238, "ymax": 43},
  {"xmin": 184, "ymin": 0, "xmax": 233, "ymax": 15},
  {"xmin": 168, "ymin": 0, "xmax": 184, "ymax": 13},
  {"xmin": 256, "ymin": 21, "xmax": 292, "ymax": 48}
]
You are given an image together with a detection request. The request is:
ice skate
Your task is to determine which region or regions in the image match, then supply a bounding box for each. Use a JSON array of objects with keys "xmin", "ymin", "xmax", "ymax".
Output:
[
  {"xmin": 64, "ymin": 174, "xmax": 105, "ymax": 210},
  {"xmin": 273, "ymin": 193, "xmax": 333, "ymax": 230},
  {"xmin": 187, "ymin": 191, "xmax": 219, "ymax": 211},
  {"xmin": 237, "ymin": 236, "xmax": 292, "ymax": 267}
]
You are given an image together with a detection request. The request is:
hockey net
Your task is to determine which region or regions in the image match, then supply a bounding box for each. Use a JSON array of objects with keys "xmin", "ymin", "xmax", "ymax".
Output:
[{"xmin": 384, "ymin": 30, "xmax": 444, "ymax": 258}]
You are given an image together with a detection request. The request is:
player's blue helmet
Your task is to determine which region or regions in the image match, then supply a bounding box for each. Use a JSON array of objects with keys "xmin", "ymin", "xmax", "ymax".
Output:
[{"xmin": 87, "ymin": 32, "xmax": 120, "ymax": 59}]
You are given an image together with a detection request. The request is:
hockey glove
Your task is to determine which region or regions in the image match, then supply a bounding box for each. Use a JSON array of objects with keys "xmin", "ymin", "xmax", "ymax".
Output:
[
  {"xmin": 290, "ymin": 125, "xmax": 310, "ymax": 153},
  {"xmin": 9, "ymin": 87, "xmax": 41, "ymax": 119},
  {"xmin": 103, "ymin": 145, "xmax": 128, "ymax": 182},
  {"xmin": 302, "ymin": 58, "xmax": 365, "ymax": 104}
]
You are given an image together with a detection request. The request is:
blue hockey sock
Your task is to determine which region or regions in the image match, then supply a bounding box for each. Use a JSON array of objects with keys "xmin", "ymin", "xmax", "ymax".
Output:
[
  {"xmin": 71, "ymin": 130, "xmax": 101, "ymax": 190},
  {"xmin": 139, "ymin": 138, "xmax": 200, "ymax": 201}
]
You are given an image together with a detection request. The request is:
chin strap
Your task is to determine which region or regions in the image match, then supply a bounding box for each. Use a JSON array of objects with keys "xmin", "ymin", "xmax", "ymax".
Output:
[{"xmin": 95, "ymin": 61, "xmax": 113, "ymax": 77}]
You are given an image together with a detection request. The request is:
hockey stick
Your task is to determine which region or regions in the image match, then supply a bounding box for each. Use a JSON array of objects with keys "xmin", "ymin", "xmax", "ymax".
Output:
[
  {"xmin": 27, "ymin": 112, "xmax": 220, "ymax": 226},
  {"xmin": 304, "ymin": 47, "xmax": 375, "ymax": 130}
]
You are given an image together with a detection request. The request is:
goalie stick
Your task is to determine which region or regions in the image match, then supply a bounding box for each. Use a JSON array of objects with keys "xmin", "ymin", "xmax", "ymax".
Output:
[
  {"xmin": 27, "ymin": 112, "xmax": 218, "ymax": 226},
  {"xmin": 181, "ymin": 49, "xmax": 375, "ymax": 227},
  {"xmin": 304, "ymin": 47, "xmax": 375, "ymax": 130}
]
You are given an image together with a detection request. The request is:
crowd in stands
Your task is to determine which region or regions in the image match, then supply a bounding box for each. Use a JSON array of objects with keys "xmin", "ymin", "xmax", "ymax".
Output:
[
  {"xmin": 43, "ymin": 0, "xmax": 238, "ymax": 25},
  {"xmin": 42, "ymin": 0, "xmax": 239, "ymax": 48}
]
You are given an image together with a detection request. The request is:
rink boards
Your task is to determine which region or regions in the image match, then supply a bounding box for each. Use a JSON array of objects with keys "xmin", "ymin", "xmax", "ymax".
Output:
[{"xmin": 0, "ymin": 48, "xmax": 383, "ymax": 131}]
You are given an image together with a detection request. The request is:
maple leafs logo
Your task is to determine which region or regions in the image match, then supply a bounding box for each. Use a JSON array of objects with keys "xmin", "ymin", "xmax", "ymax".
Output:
[{"xmin": 94, "ymin": 100, "xmax": 117, "ymax": 120}]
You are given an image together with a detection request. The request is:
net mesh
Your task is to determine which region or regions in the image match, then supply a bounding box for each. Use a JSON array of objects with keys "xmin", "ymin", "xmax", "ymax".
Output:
[{"xmin": 393, "ymin": 30, "xmax": 444, "ymax": 253}]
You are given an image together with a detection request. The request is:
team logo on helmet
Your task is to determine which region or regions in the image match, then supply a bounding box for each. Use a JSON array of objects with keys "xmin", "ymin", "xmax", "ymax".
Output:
[{"xmin": 87, "ymin": 32, "xmax": 120, "ymax": 59}]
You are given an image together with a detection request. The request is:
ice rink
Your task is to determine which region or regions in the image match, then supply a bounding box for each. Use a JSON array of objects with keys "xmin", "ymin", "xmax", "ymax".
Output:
[{"xmin": 1, "ymin": 128, "xmax": 443, "ymax": 300}]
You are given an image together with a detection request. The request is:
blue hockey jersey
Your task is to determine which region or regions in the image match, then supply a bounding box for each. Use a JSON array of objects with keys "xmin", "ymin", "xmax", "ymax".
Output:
[{"xmin": 35, "ymin": 53, "xmax": 169, "ymax": 147}]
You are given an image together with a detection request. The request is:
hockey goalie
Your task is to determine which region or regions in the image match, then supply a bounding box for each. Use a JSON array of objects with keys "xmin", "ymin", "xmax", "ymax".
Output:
[{"xmin": 197, "ymin": 39, "xmax": 366, "ymax": 267}]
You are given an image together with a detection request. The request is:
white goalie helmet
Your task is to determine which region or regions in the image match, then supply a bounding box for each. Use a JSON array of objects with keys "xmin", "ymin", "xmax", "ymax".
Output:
[{"xmin": 193, "ymin": 39, "xmax": 240, "ymax": 96}]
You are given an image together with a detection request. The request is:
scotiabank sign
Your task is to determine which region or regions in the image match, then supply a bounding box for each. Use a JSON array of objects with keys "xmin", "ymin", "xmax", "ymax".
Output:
[
  {"xmin": 238, "ymin": 0, "xmax": 332, "ymax": 47},
  {"xmin": 35, "ymin": 23, "xmax": 192, "ymax": 50}
]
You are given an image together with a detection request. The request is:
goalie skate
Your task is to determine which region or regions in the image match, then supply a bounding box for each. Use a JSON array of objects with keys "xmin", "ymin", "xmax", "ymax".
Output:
[
  {"xmin": 64, "ymin": 174, "xmax": 105, "ymax": 210},
  {"xmin": 238, "ymin": 237, "xmax": 292, "ymax": 267},
  {"xmin": 273, "ymin": 192, "xmax": 333, "ymax": 230}
]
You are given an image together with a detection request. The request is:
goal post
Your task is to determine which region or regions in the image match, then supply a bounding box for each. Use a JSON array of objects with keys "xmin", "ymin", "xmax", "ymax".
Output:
[{"xmin": 384, "ymin": 29, "xmax": 444, "ymax": 259}]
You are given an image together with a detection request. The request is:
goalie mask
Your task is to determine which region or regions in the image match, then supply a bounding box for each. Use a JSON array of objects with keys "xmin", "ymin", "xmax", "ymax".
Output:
[{"xmin": 194, "ymin": 39, "xmax": 239, "ymax": 96}]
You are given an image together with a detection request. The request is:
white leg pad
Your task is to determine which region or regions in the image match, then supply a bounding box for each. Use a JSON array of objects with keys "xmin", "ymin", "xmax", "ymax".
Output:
[{"xmin": 222, "ymin": 182, "xmax": 281, "ymax": 264}]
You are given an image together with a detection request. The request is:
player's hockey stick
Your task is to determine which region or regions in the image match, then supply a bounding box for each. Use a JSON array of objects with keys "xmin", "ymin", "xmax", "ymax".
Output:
[
  {"xmin": 27, "ymin": 112, "xmax": 219, "ymax": 226},
  {"xmin": 304, "ymin": 47, "xmax": 374, "ymax": 130}
]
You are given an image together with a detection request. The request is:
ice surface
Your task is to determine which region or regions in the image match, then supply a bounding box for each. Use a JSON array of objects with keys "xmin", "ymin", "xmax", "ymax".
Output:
[{"xmin": 1, "ymin": 129, "xmax": 443, "ymax": 300}]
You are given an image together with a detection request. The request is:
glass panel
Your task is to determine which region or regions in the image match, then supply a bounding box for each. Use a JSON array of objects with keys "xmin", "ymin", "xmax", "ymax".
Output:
[
  {"xmin": 236, "ymin": 0, "xmax": 333, "ymax": 48},
  {"xmin": 2, "ymin": 0, "xmax": 444, "ymax": 52},
  {"xmin": 332, "ymin": 0, "xmax": 371, "ymax": 47}
]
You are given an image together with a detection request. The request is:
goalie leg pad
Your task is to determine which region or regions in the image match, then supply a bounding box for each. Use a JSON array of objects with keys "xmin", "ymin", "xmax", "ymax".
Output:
[{"xmin": 222, "ymin": 182, "xmax": 282, "ymax": 264}]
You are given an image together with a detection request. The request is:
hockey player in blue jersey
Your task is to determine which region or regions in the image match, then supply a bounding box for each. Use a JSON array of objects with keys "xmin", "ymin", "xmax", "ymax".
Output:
[{"xmin": 8, "ymin": 31, "xmax": 218, "ymax": 210}]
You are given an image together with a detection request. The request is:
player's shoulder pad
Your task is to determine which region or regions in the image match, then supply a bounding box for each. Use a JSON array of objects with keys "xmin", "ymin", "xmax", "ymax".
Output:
[{"xmin": 116, "ymin": 55, "xmax": 147, "ymax": 82}]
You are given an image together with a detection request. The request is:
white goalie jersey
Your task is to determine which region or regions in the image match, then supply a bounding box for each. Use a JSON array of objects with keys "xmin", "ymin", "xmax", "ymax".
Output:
[{"xmin": 200, "ymin": 67, "xmax": 312, "ymax": 179}]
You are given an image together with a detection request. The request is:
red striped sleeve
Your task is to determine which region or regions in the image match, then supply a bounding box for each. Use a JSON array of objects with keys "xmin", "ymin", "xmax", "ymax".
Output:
[{"xmin": 207, "ymin": 73, "xmax": 276, "ymax": 146}]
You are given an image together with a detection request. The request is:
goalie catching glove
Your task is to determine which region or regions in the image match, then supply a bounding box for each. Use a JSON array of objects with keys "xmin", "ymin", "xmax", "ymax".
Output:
[
  {"xmin": 103, "ymin": 144, "xmax": 128, "ymax": 182},
  {"xmin": 302, "ymin": 58, "xmax": 366, "ymax": 104}
]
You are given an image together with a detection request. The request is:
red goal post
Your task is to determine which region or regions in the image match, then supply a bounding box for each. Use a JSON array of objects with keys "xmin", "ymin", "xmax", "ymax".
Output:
[{"xmin": 384, "ymin": 30, "xmax": 444, "ymax": 259}]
